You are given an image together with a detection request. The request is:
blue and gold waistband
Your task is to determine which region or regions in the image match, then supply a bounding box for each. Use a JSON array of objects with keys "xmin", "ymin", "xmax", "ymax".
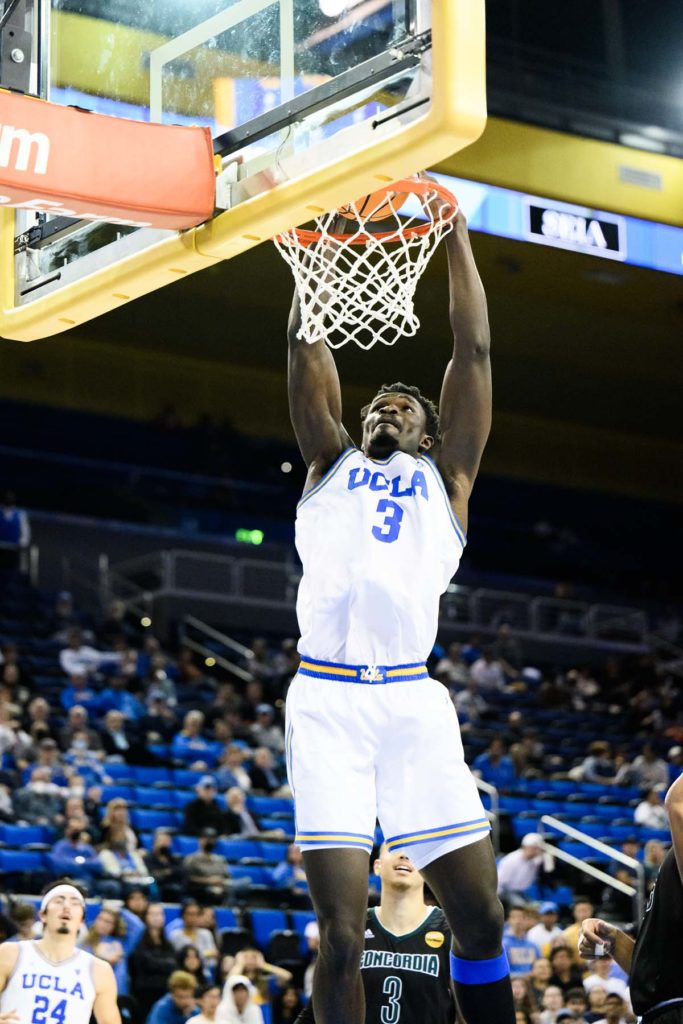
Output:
[{"xmin": 298, "ymin": 655, "xmax": 428, "ymax": 685}]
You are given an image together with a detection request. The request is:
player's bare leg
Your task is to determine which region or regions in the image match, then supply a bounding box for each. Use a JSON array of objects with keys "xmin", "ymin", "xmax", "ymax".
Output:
[
  {"xmin": 303, "ymin": 848, "xmax": 370, "ymax": 1024},
  {"xmin": 421, "ymin": 836, "xmax": 515, "ymax": 1024}
]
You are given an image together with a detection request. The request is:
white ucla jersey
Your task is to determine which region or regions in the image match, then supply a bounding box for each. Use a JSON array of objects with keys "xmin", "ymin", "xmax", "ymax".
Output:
[
  {"xmin": 295, "ymin": 447, "xmax": 466, "ymax": 665},
  {"xmin": 0, "ymin": 941, "xmax": 97, "ymax": 1024}
]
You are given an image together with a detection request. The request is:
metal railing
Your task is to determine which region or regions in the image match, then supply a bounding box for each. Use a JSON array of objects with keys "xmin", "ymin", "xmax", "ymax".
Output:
[
  {"xmin": 475, "ymin": 778, "xmax": 500, "ymax": 855},
  {"xmin": 179, "ymin": 615, "xmax": 254, "ymax": 683},
  {"xmin": 539, "ymin": 815, "xmax": 646, "ymax": 922}
]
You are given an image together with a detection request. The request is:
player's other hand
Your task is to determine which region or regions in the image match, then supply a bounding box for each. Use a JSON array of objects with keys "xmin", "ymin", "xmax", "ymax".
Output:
[
  {"xmin": 0, "ymin": 1008, "xmax": 20, "ymax": 1022},
  {"xmin": 578, "ymin": 918, "xmax": 617, "ymax": 959}
]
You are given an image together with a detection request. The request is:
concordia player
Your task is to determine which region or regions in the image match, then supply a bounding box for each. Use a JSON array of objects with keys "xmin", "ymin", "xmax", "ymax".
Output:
[
  {"xmin": 0, "ymin": 880, "xmax": 121, "ymax": 1024},
  {"xmin": 297, "ymin": 846, "xmax": 455, "ymax": 1024},
  {"xmin": 285, "ymin": 193, "xmax": 514, "ymax": 1024}
]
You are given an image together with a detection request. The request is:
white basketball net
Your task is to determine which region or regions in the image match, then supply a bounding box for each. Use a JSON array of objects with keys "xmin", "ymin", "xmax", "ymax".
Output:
[{"xmin": 273, "ymin": 182, "xmax": 456, "ymax": 350}]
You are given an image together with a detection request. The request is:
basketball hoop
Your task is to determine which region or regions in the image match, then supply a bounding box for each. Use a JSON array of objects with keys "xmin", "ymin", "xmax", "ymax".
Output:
[{"xmin": 273, "ymin": 176, "xmax": 458, "ymax": 350}]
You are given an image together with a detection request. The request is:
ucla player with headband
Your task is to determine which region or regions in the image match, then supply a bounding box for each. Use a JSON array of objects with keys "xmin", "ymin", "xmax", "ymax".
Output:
[
  {"xmin": 0, "ymin": 880, "xmax": 121, "ymax": 1024},
  {"xmin": 285, "ymin": 194, "xmax": 514, "ymax": 1024}
]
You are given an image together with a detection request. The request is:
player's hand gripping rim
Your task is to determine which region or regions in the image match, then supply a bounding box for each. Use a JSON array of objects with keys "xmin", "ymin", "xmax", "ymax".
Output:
[
  {"xmin": 578, "ymin": 917, "xmax": 618, "ymax": 959},
  {"xmin": 416, "ymin": 171, "xmax": 462, "ymax": 226}
]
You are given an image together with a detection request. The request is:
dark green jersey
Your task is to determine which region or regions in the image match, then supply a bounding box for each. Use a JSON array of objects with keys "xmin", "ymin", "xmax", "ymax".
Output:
[{"xmin": 361, "ymin": 906, "xmax": 454, "ymax": 1024}]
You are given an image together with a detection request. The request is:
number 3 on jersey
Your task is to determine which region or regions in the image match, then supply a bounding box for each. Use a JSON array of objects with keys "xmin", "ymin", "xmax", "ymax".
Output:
[
  {"xmin": 380, "ymin": 976, "xmax": 403, "ymax": 1023},
  {"xmin": 32, "ymin": 996, "xmax": 67, "ymax": 1024},
  {"xmin": 372, "ymin": 499, "xmax": 404, "ymax": 543}
]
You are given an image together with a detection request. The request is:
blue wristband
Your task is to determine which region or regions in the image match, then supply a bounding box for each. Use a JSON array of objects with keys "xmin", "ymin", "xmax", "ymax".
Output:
[{"xmin": 450, "ymin": 950, "xmax": 510, "ymax": 985}]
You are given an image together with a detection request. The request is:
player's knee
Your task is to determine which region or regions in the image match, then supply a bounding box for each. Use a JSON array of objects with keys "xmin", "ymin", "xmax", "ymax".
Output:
[
  {"xmin": 318, "ymin": 917, "xmax": 364, "ymax": 976},
  {"xmin": 455, "ymin": 895, "xmax": 505, "ymax": 959}
]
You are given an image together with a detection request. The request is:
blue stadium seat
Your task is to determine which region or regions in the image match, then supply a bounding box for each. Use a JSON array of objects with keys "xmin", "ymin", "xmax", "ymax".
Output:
[
  {"xmin": 214, "ymin": 907, "xmax": 238, "ymax": 929},
  {"xmin": 104, "ymin": 764, "xmax": 136, "ymax": 782},
  {"xmin": 0, "ymin": 824, "xmax": 51, "ymax": 846},
  {"xmin": 133, "ymin": 766, "xmax": 173, "ymax": 785},
  {"xmin": 173, "ymin": 769, "xmax": 204, "ymax": 787},
  {"xmin": 134, "ymin": 787, "xmax": 175, "ymax": 809},
  {"xmin": 173, "ymin": 791, "xmax": 195, "ymax": 808},
  {"xmin": 247, "ymin": 796, "xmax": 294, "ymax": 816},
  {"xmin": 130, "ymin": 809, "xmax": 179, "ymax": 831},
  {"xmin": 230, "ymin": 865, "xmax": 272, "ymax": 887},
  {"xmin": 218, "ymin": 839, "xmax": 264, "ymax": 862},
  {"xmin": 0, "ymin": 849, "xmax": 47, "ymax": 874},
  {"xmin": 172, "ymin": 836, "xmax": 199, "ymax": 856},
  {"xmin": 260, "ymin": 842, "xmax": 289, "ymax": 864},
  {"xmin": 250, "ymin": 908, "xmax": 288, "ymax": 950},
  {"xmin": 100, "ymin": 785, "xmax": 135, "ymax": 804}
]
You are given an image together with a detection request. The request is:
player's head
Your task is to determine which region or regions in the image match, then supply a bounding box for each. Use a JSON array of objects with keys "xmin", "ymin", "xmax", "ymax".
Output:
[
  {"xmin": 39, "ymin": 879, "xmax": 86, "ymax": 937},
  {"xmin": 373, "ymin": 844, "xmax": 423, "ymax": 894},
  {"xmin": 361, "ymin": 383, "xmax": 440, "ymax": 459}
]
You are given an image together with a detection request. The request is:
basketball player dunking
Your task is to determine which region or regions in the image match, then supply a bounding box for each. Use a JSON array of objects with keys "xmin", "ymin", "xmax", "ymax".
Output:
[
  {"xmin": 285, "ymin": 194, "xmax": 514, "ymax": 1024},
  {"xmin": 0, "ymin": 881, "xmax": 121, "ymax": 1024}
]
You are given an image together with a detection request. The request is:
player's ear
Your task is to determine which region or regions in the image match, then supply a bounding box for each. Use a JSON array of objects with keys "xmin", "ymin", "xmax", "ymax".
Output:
[
  {"xmin": 373, "ymin": 857, "xmax": 382, "ymax": 877},
  {"xmin": 418, "ymin": 433, "xmax": 434, "ymax": 453}
]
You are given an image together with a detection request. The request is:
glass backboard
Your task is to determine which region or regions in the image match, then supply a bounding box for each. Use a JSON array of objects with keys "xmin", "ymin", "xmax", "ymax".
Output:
[{"xmin": 0, "ymin": 0, "xmax": 486, "ymax": 340}]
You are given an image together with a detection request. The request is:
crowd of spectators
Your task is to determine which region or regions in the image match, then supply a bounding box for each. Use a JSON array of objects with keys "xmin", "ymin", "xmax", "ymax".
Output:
[{"xmin": 0, "ymin": 571, "xmax": 682, "ymax": 1022}]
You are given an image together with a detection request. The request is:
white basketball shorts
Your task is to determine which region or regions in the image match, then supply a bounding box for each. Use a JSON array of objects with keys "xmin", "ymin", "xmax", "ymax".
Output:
[{"xmin": 284, "ymin": 656, "xmax": 490, "ymax": 870}]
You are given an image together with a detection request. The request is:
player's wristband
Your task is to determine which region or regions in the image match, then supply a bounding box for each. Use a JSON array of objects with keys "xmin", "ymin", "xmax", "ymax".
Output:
[{"xmin": 450, "ymin": 950, "xmax": 510, "ymax": 984}]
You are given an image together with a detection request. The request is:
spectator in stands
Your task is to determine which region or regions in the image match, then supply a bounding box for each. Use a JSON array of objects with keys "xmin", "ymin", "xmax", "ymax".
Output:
[
  {"xmin": 453, "ymin": 679, "xmax": 489, "ymax": 727},
  {"xmin": 129, "ymin": 902, "xmax": 180, "ymax": 1021},
  {"xmin": 667, "ymin": 746, "xmax": 683, "ymax": 784},
  {"xmin": 98, "ymin": 834, "xmax": 152, "ymax": 898},
  {"xmin": 58, "ymin": 704, "xmax": 103, "ymax": 752},
  {"xmin": 168, "ymin": 900, "xmax": 219, "ymax": 973},
  {"xmin": 564, "ymin": 988, "xmax": 589, "ymax": 1021},
  {"xmin": 98, "ymin": 598, "xmax": 138, "ymax": 647},
  {"xmin": 0, "ymin": 780, "xmax": 12, "ymax": 823},
  {"xmin": 13, "ymin": 765, "xmax": 64, "ymax": 825},
  {"xmin": 99, "ymin": 708, "xmax": 141, "ymax": 761},
  {"xmin": 472, "ymin": 736, "xmax": 517, "ymax": 788},
  {"xmin": 0, "ymin": 704, "xmax": 30, "ymax": 761},
  {"xmin": 0, "ymin": 490, "xmax": 30, "ymax": 569},
  {"xmin": 250, "ymin": 704, "xmax": 285, "ymax": 756},
  {"xmin": 119, "ymin": 887, "xmax": 149, "ymax": 948},
  {"xmin": 101, "ymin": 798, "xmax": 138, "ymax": 850},
  {"xmin": 25, "ymin": 695, "xmax": 53, "ymax": 735},
  {"xmin": 585, "ymin": 987, "xmax": 608, "ymax": 1023},
  {"xmin": 591, "ymin": 993, "xmax": 630, "ymax": 1024},
  {"xmin": 577, "ymin": 743, "xmax": 619, "ymax": 785},
  {"xmin": 172, "ymin": 711, "xmax": 221, "ymax": 768},
  {"xmin": 178, "ymin": 944, "xmax": 210, "ymax": 987},
  {"xmin": 223, "ymin": 787, "xmax": 260, "ymax": 837},
  {"xmin": 50, "ymin": 822, "xmax": 103, "ymax": 888},
  {"xmin": 145, "ymin": 829, "xmax": 184, "ymax": 902},
  {"xmin": 497, "ymin": 833, "xmax": 552, "ymax": 899},
  {"xmin": 272, "ymin": 843, "xmax": 308, "ymax": 894},
  {"xmin": 503, "ymin": 906, "xmax": 541, "ymax": 974},
  {"xmin": 226, "ymin": 949, "xmax": 293, "ymax": 1003},
  {"xmin": 49, "ymin": 590, "xmax": 83, "ymax": 642},
  {"xmin": 562, "ymin": 897, "xmax": 594, "ymax": 954},
  {"xmin": 183, "ymin": 777, "xmax": 226, "ymax": 836},
  {"xmin": 60, "ymin": 671, "xmax": 103, "ymax": 718},
  {"xmin": 582, "ymin": 958, "xmax": 630, "ymax": 1007},
  {"xmin": 539, "ymin": 985, "xmax": 565, "ymax": 1024},
  {"xmin": 218, "ymin": 975, "xmax": 264, "ymax": 1024},
  {"xmin": 183, "ymin": 828, "xmax": 231, "ymax": 905},
  {"xmin": 632, "ymin": 743, "xmax": 669, "ymax": 792},
  {"xmin": 528, "ymin": 958, "xmax": 553, "ymax": 1009},
  {"xmin": 60, "ymin": 627, "xmax": 121, "ymax": 678},
  {"xmin": 240, "ymin": 679, "xmax": 270, "ymax": 725},
  {"xmin": 634, "ymin": 787, "xmax": 669, "ymax": 830},
  {"xmin": 642, "ymin": 839, "xmax": 666, "ymax": 889},
  {"xmin": 81, "ymin": 904, "xmax": 129, "ymax": 994},
  {"xmin": 528, "ymin": 903, "xmax": 563, "ymax": 958},
  {"xmin": 271, "ymin": 986, "xmax": 304, "ymax": 1024},
  {"xmin": 8, "ymin": 901, "xmax": 37, "ymax": 942},
  {"xmin": 245, "ymin": 638, "xmax": 276, "ymax": 686},
  {"xmin": 512, "ymin": 976, "xmax": 538, "ymax": 1021},
  {"xmin": 142, "ymin": 692, "xmax": 179, "ymax": 743},
  {"xmin": 548, "ymin": 946, "xmax": 584, "ymax": 995},
  {"xmin": 249, "ymin": 747, "xmax": 287, "ymax": 796},
  {"xmin": 493, "ymin": 624, "xmax": 524, "ymax": 672},
  {"xmin": 215, "ymin": 745, "xmax": 252, "ymax": 793},
  {"xmin": 434, "ymin": 642, "xmax": 469, "ymax": 687},
  {"xmin": 99, "ymin": 673, "xmax": 146, "ymax": 722},
  {"xmin": 194, "ymin": 983, "xmax": 222, "ymax": 1024},
  {"xmin": 470, "ymin": 647, "xmax": 507, "ymax": 690},
  {"xmin": 147, "ymin": 970, "xmax": 199, "ymax": 1024}
]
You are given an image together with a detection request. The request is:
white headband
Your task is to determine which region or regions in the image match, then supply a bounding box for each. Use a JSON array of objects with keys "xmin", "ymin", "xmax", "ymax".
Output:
[{"xmin": 40, "ymin": 884, "xmax": 85, "ymax": 913}]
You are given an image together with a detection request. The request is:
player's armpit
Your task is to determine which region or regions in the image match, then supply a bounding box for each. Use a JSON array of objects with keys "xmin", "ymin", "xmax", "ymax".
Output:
[{"xmin": 92, "ymin": 959, "xmax": 122, "ymax": 1024}]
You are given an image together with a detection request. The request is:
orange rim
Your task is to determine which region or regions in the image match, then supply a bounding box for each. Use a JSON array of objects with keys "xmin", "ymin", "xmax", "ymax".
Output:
[{"xmin": 277, "ymin": 178, "xmax": 459, "ymax": 248}]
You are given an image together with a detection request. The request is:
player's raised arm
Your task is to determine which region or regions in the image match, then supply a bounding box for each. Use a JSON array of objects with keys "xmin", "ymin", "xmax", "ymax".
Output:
[
  {"xmin": 665, "ymin": 771, "xmax": 683, "ymax": 884},
  {"xmin": 435, "ymin": 208, "xmax": 492, "ymax": 533},
  {"xmin": 287, "ymin": 273, "xmax": 354, "ymax": 477},
  {"xmin": 92, "ymin": 959, "xmax": 122, "ymax": 1024}
]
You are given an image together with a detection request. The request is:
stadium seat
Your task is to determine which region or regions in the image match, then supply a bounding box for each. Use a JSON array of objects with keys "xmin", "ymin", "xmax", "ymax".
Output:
[
  {"xmin": 290, "ymin": 910, "xmax": 317, "ymax": 955},
  {"xmin": 0, "ymin": 849, "xmax": 48, "ymax": 890},
  {"xmin": 134, "ymin": 787, "xmax": 176, "ymax": 809},
  {"xmin": 100, "ymin": 785, "xmax": 135, "ymax": 804},
  {"xmin": 214, "ymin": 907, "xmax": 238, "ymax": 930},
  {"xmin": 105, "ymin": 764, "xmax": 136, "ymax": 783},
  {"xmin": 130, "ymin": 808, "xmax": 179, "ymax": 831},
  {"xmin": 230, "ymin": 865, "xmax": 272, "ymax": 887},
  {"xmin": 220, "ymin": 927, "xmax": 251, "ymax": 956},
  {"xmin": 218, "ymin": 839, "xmax": 264, "ymax": 862},
  {"xmin": 132, "ymin": 766, "xmax": 173, "ymax": 786},
  {"xmin": 250, "ymin": 908, "xmax": 288, "ymax": 950},
  {"xmin": 260, "ymin": 842, "xmax": 289, "ymax": 864},
  {"xmin": 172, "ymin": 835, "xmax": 199, "ymax": 856},
  {"xmin": 0, "ymin": 824, "xmax": 52, "ymax": 846}
]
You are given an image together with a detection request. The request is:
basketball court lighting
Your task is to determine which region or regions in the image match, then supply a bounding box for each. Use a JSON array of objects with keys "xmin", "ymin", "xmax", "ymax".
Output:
[
  {"xmin": 141, "ymin": 616, "xmax": 152, "ymax": 627},
  {"xmin": 281, "ymin": 461, "xmax": 293, "ymax": 473},
  {"xmin": 318, "ymin": 0, "xmax": 347, "ymax": 16},
  {"xmin": 619, "ymin": 132, "xmax": 666, "ymax": 153}
]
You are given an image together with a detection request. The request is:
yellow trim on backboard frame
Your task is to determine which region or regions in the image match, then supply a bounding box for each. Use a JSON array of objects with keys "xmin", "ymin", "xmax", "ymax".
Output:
[{"xmin": 0, "ymin": 0, "xmax": 486, "ymax": 342}]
